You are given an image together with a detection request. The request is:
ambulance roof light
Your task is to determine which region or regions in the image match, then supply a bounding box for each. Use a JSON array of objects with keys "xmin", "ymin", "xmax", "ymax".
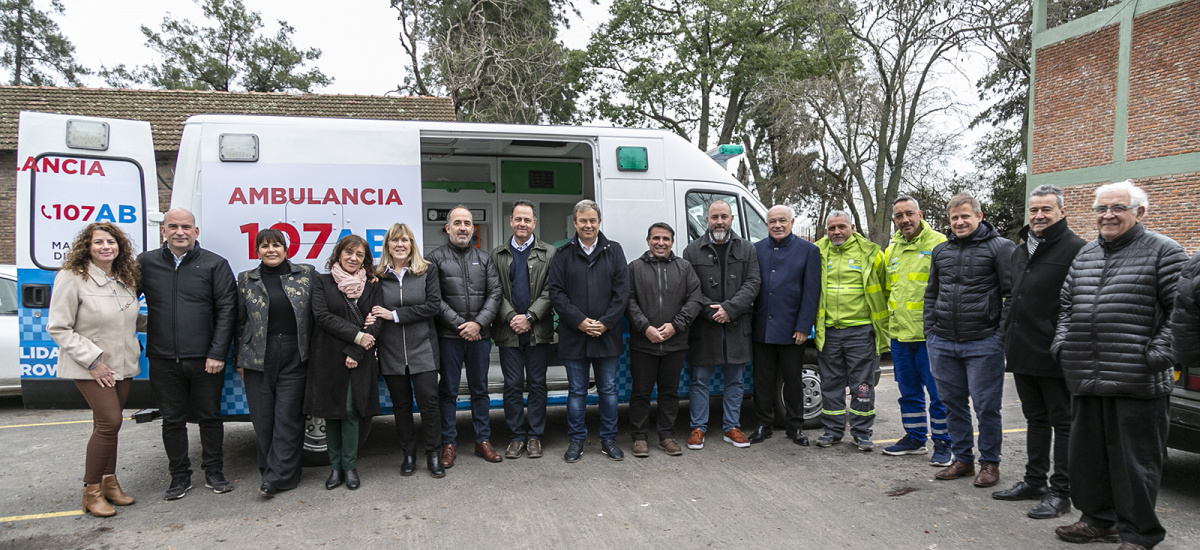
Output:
[
  {"xmin": 65, "ymin": 120, "xmax": 109, "ymax": 151},
  {"xmin": 219, "ymin": 133, "xmax": 259, "ymax": 162}
]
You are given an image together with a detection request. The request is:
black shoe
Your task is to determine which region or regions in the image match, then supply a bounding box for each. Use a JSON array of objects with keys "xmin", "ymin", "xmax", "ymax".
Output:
[
  {"xmin": 792, "ymin": 431, "xmax": 811, "ymax": 446},
  {"xmin": 992, "ymin": 481, "xmax": 1048, "ymax": 501},
  {"xmin": 204, "ymin": 471, "xmax": 233, "ymax": 494},
  {"xmin": 748, "ymin": 426, "xmax": 773, "ymax": 444},
  {"xmin": 164, "ymin": 474, "xmax": 192, "ymax": 501},
  {"xmin": 601, "ymin": 439, "xmax": 624, "ymax": 461},
  {"xmin": 258, "ymin": 482, "xmax": 277, "ymax": 498},
  {"xmin": 564, "ymin": 440, "xmax": 584, "ymax": 463},
  {"xmin": 325, "ymin": 469, "xmax": 343, "ymax": 490},
  {"xmin": 427, "ymin": 451, "xmax": 446, "ymax": 479},
  {"xmin": 400, "ymin": 455, "xmax": 417, "ymax": 476},
  {"xmin": 344, "ymin": 469, "xmax": 360, "ymax": 490},
  {"xmin": 1028, "ymin": 493, "xmax": 1072, "ymax": 519}
]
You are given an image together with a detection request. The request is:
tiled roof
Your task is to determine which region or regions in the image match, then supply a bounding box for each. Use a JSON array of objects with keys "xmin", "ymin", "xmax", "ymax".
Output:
[{"xmin": 0, "ymin": 86, "xmax": 456, "ymax": 151}]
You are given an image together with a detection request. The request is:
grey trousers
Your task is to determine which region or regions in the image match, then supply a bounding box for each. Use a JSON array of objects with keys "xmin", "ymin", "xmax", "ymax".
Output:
[{"xmin": 818, "ymin": 325, "xmax": 878, "ymax": 440}]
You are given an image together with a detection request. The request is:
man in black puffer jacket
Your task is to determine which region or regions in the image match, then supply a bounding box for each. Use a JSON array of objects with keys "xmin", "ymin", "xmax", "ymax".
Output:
[
  {"xmin": 923, "ymin": 193, "xmax": 1014, "ymax": 489},
  {"xmin": 1051, "ymin": 181, "xmax": 1186, "ymax": 549},
  {"xmin": 427, "ymin": 206, "xmax": 503, "ymax": 466}
]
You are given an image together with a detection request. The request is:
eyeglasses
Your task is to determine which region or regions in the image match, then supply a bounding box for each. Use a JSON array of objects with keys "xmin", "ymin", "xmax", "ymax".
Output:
[{"xmin": 1092, "ymin": 204, "xmax": 1130, "ymax": 215}]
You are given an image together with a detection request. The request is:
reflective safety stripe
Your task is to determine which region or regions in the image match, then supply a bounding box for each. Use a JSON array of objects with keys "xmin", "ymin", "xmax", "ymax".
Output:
[
  {"xmin": 908, "ymin": 272, "xmax": 929, "ymax": 281},
  {"xmin": 889, "ymin": 274, "xmax": 900, "ymax": 283},
  {"xmin": 901, "ymin": 421, "xmax": 927, "ymax": 428},
  {"xmin": 905, "ymin": 302, "xmax": 923, "ymax": 310},
  {"xmin": 871, "ymin": 310, "xmax": 889, "ymax": 320},
  {"xmin": 848, "ymin": 409, "xmax": 876, "ymax": 417},
  {"xmin": 900, "ymin": 413, "xmax": 927, "ymax": 418},
  {"xmin": 866, "ymin": 284, "xmax": 882, "ymax": 293},
  {"xmin": 822, "ymin": 408, "xmax": 846, "ymax": 416},
  {"xmin": 930, "ymin": 427, "xmax": 949, "ymax": 434}
]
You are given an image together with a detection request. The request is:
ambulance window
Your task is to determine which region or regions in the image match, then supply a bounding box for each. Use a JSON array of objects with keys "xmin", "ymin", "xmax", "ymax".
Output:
[
  {"xmin": 743, "ymin": 202, "xmax": 769, "ymax": 242},
  {"xmin": 684, "ymin": 191, "xmax": 742, "ymax": 243},
  {"xmin": 0, "ymin": 277, "xmax": 17, "ymax": 316}
]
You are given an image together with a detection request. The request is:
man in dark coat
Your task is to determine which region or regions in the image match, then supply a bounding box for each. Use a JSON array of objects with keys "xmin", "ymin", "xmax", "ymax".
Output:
[
  {"xmin": 548, "ymin": 200, "xmax": 630, "ymax": 463},
  {"xmin": 682, "ymin": 199, "xmax": 760, "ymax": 450},
  {"xmin": 924, "ymin": 193, "xmax": 1015, "ymax": 489},
  {"xmin": 626, "ymin": 222, "xmax": 702, "ymax": 457},
  {"xmin": 992, "ymin": 185, "xmax": 1085, "ymax": 520},
  {"xmin": 427, "ymin": 206, "xmax": 503, "ymax": 466},
  {"xmin": 749, "ymin": 205, "xmax": 820, "ymax": 446},
  {"xmin": 138, "ymin": 208, "xmax": 237, "ymax": 500},
  {"xmin": 1052, "ymin": 180, "xmax": 1187, "ymax": 550}
]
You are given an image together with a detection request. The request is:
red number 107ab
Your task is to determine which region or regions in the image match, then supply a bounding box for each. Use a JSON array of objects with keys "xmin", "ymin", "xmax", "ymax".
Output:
[{"xmin": 240, "ymin": 222, "xmax": 334, "ymax": 260}]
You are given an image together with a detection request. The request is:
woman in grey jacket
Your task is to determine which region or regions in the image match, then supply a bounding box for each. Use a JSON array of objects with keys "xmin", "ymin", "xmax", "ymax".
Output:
[
  {"xmin": 235, "ymin": 228, "xmax": 316, "ymax": 497},
  {"xmin": 370, "ymin": 223, "xmax": 445, "ymax": 478}
]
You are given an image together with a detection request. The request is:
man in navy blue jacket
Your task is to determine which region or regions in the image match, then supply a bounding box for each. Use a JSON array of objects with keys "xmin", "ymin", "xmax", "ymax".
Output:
[
  {"xmin": 748, "ymin": 205, "xmax": 821, "ymax": 446},
  {"xmin": 548, "ymin": 200, "xmax": 630, "ymax": 463}
]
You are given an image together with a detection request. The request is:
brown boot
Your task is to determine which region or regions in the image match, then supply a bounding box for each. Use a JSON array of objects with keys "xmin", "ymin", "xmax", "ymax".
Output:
[
  {"xmin": 82, "ymin": 483, "xmax": 115, "ymax": 517},
  {"xmin": 101, "ymin": 474, "xmax": 135, "ymax": 506}
]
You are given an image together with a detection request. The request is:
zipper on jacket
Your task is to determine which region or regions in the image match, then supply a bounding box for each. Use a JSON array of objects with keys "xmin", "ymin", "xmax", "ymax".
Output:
[
  {"xmin": 172, "ymin": 254, "xmax": 180, "ymax": 362},
  {"xmin": 399, "ymin": 274, "xmax": 409, "ymax": 366},
  {"xmin": 657, "ymin": 261, "xmax": 666, "ymax": 354}
]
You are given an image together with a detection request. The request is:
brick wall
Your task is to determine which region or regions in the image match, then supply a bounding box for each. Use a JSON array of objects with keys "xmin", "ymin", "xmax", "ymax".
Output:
[
  {"xmin": 1127, "ymin": 0, "xmax": 1200, "ymax": 161},
  {"xmin": 1031, "ymin": 25, "xmax": 1119, "ymax": 175},
  {"xmin": 1060, "ymin": 173, "xmax": 1200, "ymax": 255}
]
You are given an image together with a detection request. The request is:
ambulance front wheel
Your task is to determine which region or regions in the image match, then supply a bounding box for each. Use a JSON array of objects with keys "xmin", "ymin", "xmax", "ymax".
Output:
[{"xmin": 301, "ymin": 415, "xmax": 373, "ymax": 467}]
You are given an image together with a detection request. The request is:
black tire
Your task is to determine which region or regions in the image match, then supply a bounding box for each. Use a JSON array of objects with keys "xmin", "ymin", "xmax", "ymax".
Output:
[
  {"xmin": 300, "ymin": 415, "xmax": 373, "ymax": 467},
  {"xmin": 773, "ymin": 363, "xmax": 823, "ymax": 430}
]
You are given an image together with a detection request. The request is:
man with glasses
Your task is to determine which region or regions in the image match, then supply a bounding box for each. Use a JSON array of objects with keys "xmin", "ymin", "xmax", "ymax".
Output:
[
  {"xmin": 992, "ymin": 185, "xmax": 1084, "ymax": 520},
  {"xmin": 1052, "ymin": 180, "xmax": 1186, "ymax": 550},
  {"xmin": 683, "ymin": 200, "xmax": 760, "ymax": 450}
]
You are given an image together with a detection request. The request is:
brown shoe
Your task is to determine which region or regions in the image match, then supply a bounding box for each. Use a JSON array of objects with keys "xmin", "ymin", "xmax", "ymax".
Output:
[
  {"xmin": 973, "ymin": 463, "xmax": 999, "ymax": 488},
  {"xmin": 632, "ymin": 440, "xmax": 649, "ymax": 457},
  {"xmin": 82, "ymin": 483, "xmax": 115, "ymax": 517},
  {"xmin": 659, "ymin": 438, "xmax": 683, "ymax": 456},
  {"xmin": 440, "ymin": 444, "xmax": 457, "ymax": 469},
  {"xmin": 687, "ymin": 428, "xmax": 705, "ymax": 450},
  {"xmin": 526, "ymin": 439, "xmax": 543, "ymax": 459},
  {"xmin": 505, "ymin": 440, "xmax": 525, "ymax": 459},
  {"xmin": 724, "ymin": 428, "xmax": 751, "ymax": 448},
  {"xmin": 1055, "ymin": 521, "xmax": 1120, "ymax": 543},
  {"xmin": 1117, "ymin": 542, "xmax": 1148, "ymax": 550},
  {"xmin": 100, "ymin": 474, "xmax": 135, "ymax": 506},
  {"xmin": 935, "ymin": 460, "xmax": 976, "ymax": 480},
  {"xmin": 475, "ymin": 441, "xmax": 503, "ymax": 463}
]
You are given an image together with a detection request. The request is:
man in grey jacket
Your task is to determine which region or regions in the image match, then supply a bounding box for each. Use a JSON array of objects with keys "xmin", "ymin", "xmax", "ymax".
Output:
[
  {"xmin": 626, "ymin": 222, "xmax": 702, "ymax": 457},
  {"xmin": 492, "ymin": 200, "xmax": 556, "ymax": 459},
  {"xmin": 427, "ymin": 206, "xmax": 503, "ymax": 466},
  {"xmin": 1051, "ymin": 180, "xmax": 1187, "ymax": 550},
  {"xmin": 682, "ymin": 200, "xmax": 760, "ymax": 450}
]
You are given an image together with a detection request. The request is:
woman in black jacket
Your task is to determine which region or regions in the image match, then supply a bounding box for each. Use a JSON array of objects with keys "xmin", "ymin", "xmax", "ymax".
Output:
[
  {"xmin": 370, "ymin": 223, "xmax": 445, "ymax": 478},
  {"xmin": 304, "ymin": 235, "xmax": 381, "ymax": 490},
  {"xmin": 235, "ymin": 229, "xmax": 316, "ymax": 498}
]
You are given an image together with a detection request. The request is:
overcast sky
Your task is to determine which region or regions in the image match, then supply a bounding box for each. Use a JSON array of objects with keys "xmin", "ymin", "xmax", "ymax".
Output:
[{"xmin": 53, "ymin": 0, "xmax": 607, "ymax": 96}]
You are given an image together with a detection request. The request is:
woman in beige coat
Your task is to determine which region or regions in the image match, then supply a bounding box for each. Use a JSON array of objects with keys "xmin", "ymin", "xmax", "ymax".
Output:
[{"xmin": 48, "ymin": 222, "xmax": 146, "ymax": 517}]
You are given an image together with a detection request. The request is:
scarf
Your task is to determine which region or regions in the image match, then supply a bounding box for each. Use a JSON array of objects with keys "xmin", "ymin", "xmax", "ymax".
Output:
[{"xmin": 330, "ymin": 262, "xmax": 366, "ymax": 299}]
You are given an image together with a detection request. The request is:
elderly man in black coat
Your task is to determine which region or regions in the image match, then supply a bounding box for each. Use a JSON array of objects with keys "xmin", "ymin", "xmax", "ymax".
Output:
[
  {"xmin": 1051, "ymin": 180, "xmax": 1187, "ymax": 550},
  {"xmin": 992, "ymin": 185, "xmax": 1085, "ymax": 520},
  {"xmin": 548, "ymin": 200, "xmax": 630, "ymax": 464}
]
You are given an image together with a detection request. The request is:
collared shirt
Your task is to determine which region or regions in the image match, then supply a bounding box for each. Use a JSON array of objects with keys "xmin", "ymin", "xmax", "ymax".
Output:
[
  {"xmin": 172, "ymin": 250, "xmax": 187, "ymax": 269},
  {"xmin": 511, "ymin": 235, "xmax": 535, "ymax": 252},
  {"xmin": 581, "ymin": 239, "xmax": 597, "ymax": 256}
]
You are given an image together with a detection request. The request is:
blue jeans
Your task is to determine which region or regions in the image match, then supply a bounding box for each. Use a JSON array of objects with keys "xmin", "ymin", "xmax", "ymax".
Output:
[
  {"xmin": 498, "ymin": 344, "xmax": 549, "ymax": 441},
  {"xmin": 563, "ymin": 356, "xmax": 619, "ymax": 442},
  {"xmin": 890, "ymin": 340, "xmax": 950, "ymax": 444},
  {"xmin": 689, "ymin": 363, "xmax": 744, "ymax": 432},
  {"xmin": 926, "ymin": 334, "xmax": 1005, "ymax": 464},
  {"xmin": 438, "ymin": 338, "xmax": 492, "ymax": 445}
]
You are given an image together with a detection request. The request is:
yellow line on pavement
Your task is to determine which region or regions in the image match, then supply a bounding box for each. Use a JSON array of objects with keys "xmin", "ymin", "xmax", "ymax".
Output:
[
  {"xmin": 0, "ymin": 418, "xmax": 130, "ymax": 429},
  {"xmin": 0, "ymin": 510, "xmax": 85, "ymax": 522},
  {"xmin": 874, "ymin": 427, "xmax": 1028, "ymax": 446}
]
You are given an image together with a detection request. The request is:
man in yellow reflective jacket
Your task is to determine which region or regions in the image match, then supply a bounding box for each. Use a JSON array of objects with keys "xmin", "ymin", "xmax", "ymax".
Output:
[
  {"xmin": 881, "ymin": 195, "xmax": 952, "ymax": 467},
  {"xmin": 813, "ymin": 211, "xmax": 888, "ymax": 451}
]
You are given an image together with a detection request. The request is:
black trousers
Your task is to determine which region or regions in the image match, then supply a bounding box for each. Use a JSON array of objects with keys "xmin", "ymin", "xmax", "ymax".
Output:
[
  {"xmin": 628, "ymin": 349, "xmax": 687, "ymax": 440},
  {"xmin": 243, "ymin": 335, "xmax": 307, "ymax": 490},
  {"xmin": 384, "ymin": 370, "xmax": 441, "ymax": 455},
  {"xmin": 1014, "ymin": 373, "xmax": 1071, "ymax": 495},
  {"xmin": 751, "ymin": 342, "xmax": 805, "ymax": 431},
  {"xmin": 149, "ymin": 357, "xmax": 225, "ymax": 477},
  {"xmin": 1070, "ymin": 394, "xmax": 1169, "ymax": 549}
]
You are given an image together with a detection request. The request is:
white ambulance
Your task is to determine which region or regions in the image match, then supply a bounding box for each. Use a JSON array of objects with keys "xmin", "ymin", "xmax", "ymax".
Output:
[{"xmin": 16, "ymin": 112, "xmax": 821, "ymax": 463}]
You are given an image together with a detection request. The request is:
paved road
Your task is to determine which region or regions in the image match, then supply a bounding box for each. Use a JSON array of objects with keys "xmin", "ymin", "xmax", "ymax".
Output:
[{"xmin": 2, "ymin": 375, "xmax": 1198, "ymax": 549}]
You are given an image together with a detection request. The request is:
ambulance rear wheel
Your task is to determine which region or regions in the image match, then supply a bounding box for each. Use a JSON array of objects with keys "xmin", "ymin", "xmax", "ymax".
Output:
[{"xmin": 301, "ymin": 415, "xmax": 373, "ymax": 467}]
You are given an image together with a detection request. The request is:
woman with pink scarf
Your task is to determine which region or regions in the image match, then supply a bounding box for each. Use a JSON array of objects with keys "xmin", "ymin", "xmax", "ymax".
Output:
[{"xmin": 304, "ymin": 235, "xmax": 382, "ymax": 491}]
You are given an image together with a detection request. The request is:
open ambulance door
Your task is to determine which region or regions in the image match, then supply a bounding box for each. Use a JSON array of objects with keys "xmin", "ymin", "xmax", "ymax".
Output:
[{"xmin": 16, "ymin": 112, "xmax": 158, "ymax": 409}]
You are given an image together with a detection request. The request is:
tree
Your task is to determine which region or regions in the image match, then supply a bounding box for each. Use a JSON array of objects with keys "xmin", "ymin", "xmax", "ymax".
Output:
[
  {"xmin": 392, "ymin": 0, "xmax": 579, "ymax": 123},
  {"xmin": 583, "ymin": 0, "xmax": 829, "ymax": 151},
  {"xmin": 0, "ymin": 0, "xmax": 89, "ymax": 86},
  {"xmin": 101, "ymin": 0, "xmax": 330, "ymax": 93}
]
